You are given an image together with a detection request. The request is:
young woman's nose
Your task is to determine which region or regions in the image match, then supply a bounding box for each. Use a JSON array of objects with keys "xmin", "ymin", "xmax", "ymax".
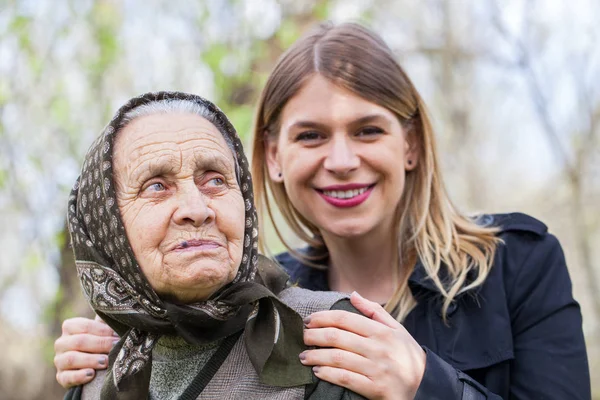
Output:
[
  {"xmin": 323, "ymin": 135, "xmax": 360, "ymax": 175},
  {"xmin": 172, "ymin": 184, "xmax": 215, "ymax": 227}
]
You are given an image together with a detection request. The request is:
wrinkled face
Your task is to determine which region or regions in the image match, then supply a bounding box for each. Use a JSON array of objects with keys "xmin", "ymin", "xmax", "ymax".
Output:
[
  {"xmin": 113, "ymin": 113, "xmax": 245, "ymax": 304},
  {"xmin": 265, "ymin": 75, "xmax": 418, "ymax": 239}
]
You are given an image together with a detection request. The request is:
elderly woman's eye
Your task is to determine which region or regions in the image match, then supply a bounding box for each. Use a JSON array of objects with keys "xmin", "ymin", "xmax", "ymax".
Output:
[
  {"xmin": 144, "ymin": 182, "xmax": 166, "ymax": 192},
  {"xmin": 208, "ymin": 177, "xmax": 225, "ymax": 186}
]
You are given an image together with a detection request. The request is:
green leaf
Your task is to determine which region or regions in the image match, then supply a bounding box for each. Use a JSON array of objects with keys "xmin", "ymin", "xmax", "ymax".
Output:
[
  {"xmin": 0, "ymin": 168, "xmax": 7, "ymax": 189},
  {"xmin": 85, "ymin": 1, "xmax": 122, "ymax": 80},
  {"xmin": 55, "ymin": 230, "xmax": 66, "ymax": 249},
  {"xmin": 0, "ymin": 81, "xmax": 9, "ymax": 105},
  {"xmin": 50, "ymin": 96, "xmax": 70, "ymax": 125},
  {"xmin": 203, "ymin": 44, "xmax": 229, "ymax": 73},
  {"xmin": 23, "ymin": 250, "xmax": 42, "ymax": 272},
  {"xmin": 276, "ymin": 19, "xmax": 301, "ymax": 49},
  {"xmin": 313, "ymin": 1, "xmax": 330, "ymax": 20},
  {"xmin": 226, "ymin": 105, "xmax": 254, "ymax": 141},
  {"xmin": 8, "ymin": 15, "xmax": 31, "ymax": 33}
]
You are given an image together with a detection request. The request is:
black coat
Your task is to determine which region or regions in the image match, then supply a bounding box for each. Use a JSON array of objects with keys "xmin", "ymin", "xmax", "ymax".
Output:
[{"xmin": 276, "ymin": 213, "xmax": 591, "ymax": 399}]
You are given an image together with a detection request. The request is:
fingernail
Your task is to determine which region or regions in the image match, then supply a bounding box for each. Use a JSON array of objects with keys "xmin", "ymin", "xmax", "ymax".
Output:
[
  {"xmin": 112, "ymin": 340, "xmax": 120, "ymax": 347},
  {"xmin": 86, "ymin": 370, "xmax": 94, "ymax": 377},
  {"xmin": 299, "ymin": 351, "xmax": 307, "ymax": 361},
  {"xmin": 98, "ymin": 357, "xmax": 106, "ymax": 366},
  {"xmin": 303, "ymin": 316, "xmax": 311, "ymax": 325},
  {"xmin": 312, "ymin": 366, "xmax": 320, "ymax": 374},
  {"xmin": 112, "ymin": 331, "xmax": 120, "ymax": 337}
]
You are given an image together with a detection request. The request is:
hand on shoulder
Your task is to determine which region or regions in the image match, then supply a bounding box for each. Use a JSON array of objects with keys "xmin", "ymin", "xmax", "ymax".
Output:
[
  {"xmin": 300, "ymin": 292, "xmax": 426, "ymax": 400},
  {"xmin": 54, "ymin": 315, "xmax": 118, "ymax": 388}
]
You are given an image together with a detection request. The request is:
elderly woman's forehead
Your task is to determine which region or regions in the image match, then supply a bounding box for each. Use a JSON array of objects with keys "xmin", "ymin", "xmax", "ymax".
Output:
[
  {"xmin": 122, "ymin": 112, "xmax": 221, "ymax": 136},
  {"xmin": 115, "ymin": 113, "xmax": 232, "ymax": 153}
]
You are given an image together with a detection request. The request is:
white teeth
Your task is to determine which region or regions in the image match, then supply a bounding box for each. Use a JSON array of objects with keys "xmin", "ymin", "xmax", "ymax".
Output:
[{"xmin": 322, "ymin": 187, "xmax": 368, "ymax": 199}]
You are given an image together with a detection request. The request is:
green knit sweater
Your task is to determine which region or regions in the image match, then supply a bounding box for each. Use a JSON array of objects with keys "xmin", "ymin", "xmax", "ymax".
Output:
[{"xmin": 148, "ymin": 336, "xmax": 221, "ymax": 400}]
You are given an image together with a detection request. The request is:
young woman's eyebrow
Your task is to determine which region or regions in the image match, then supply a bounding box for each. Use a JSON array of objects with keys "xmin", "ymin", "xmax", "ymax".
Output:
[
  {"xmin": 348, "ymin": 114, "xmax": 393, "ymax": 128},
  {"xmin": 288, "ymin": 120, "xmax": 329, "ymax": 131},
  {"xmin": 289, "ymin": 114, "xmax": 392, "ymax": 132}
]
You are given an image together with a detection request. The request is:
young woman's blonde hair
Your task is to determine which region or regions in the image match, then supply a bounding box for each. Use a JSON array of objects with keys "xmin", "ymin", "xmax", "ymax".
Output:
[{"xmin": 251, "ymin": 22, "xmax": 500, "ymax": 322}]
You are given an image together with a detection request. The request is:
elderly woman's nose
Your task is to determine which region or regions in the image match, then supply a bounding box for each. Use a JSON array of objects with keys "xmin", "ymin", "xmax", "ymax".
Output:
[{"xmin": 172, "ymin": 185, "xmax": 216, "ymax": 227}]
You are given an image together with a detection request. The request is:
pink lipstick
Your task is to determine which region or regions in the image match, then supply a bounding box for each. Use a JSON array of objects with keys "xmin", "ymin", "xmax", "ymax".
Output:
[{"xmin": 316, "ymin": 183, "xmax": 375, "ymax": 208}]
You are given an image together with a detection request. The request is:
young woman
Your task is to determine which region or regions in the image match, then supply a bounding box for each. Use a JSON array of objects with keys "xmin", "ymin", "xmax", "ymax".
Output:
[{"xmin": 54, "ymin": 23, "xmax": 590, "ymax": 399}]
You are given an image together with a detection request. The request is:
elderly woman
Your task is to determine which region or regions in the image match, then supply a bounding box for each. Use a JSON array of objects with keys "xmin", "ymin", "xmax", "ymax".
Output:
[{"xmin": 64, "ymin": 91, "xmax": 363, "ymax": 400}]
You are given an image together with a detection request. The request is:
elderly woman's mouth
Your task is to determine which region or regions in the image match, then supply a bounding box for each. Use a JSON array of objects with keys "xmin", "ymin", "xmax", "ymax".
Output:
[{"xmin": 173, "ymin": 239, "xmax": 223, "ymax": 251}]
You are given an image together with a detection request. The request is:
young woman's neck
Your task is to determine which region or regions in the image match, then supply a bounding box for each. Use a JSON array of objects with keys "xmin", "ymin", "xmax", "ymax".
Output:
[{"xmin": 322, "ymin": 230, "xmax": 398, "ymax": 304}]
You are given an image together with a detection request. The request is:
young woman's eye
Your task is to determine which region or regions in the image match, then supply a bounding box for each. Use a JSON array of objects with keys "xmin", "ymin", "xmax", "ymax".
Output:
[
  {"xmin": 295, "ymin": 131, "xmax": 323, "ymax": 142},
  {"xmin": 357, "ymin": 126, "xmax": 384, "ymax": 137}
]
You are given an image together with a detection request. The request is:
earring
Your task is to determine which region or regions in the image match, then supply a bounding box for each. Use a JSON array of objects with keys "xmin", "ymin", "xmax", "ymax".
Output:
[
  {"xmin": 277, "ymin": 172, "xmax": 282, "ymax": 178},
  {"xmin": 407, "ymin": 160, "xmax": 413, "ymax": 166}
]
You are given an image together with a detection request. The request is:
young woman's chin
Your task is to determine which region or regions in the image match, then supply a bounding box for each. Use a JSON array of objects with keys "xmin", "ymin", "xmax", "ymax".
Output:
[{"xmin": 320, "ymin": 220, "xmax": 379, "ymax": 240}]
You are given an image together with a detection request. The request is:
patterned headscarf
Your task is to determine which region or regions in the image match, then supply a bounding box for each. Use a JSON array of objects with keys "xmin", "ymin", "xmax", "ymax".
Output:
[{"xmin": 67, "ymin": 92, "xmax": 313, "ymax": 399}]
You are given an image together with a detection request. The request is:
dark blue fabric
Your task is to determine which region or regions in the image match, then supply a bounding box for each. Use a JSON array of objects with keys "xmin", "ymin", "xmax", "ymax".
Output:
[{"xmin": 275, "ymin": 213, "xmax": 590, "ymax": 400}]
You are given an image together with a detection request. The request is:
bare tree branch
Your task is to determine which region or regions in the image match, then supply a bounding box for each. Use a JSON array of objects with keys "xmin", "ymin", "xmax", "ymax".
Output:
[
  {"xmin": 489, "ymin": 0, "xmax": 577, "ymax": 180},
  {"xmin": 488, "ymin": 0, "xmax": 600, "ymax": 328}
]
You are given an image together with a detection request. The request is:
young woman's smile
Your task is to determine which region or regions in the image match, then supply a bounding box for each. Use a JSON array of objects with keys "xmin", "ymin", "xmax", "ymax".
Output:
[{"xmin": 315, "ymin": 183, "xmax": 376, "ymax": 208}]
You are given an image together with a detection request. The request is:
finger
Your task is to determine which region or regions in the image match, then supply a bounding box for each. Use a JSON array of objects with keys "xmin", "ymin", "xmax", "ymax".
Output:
[
  {"xmin": 350, "ymin": 291, "xmax": 401, "ymax": 329},
  {"xmin": 54, "ymin": 333, "xmax": 118, "ymax": 355},
  {"xmin": 299, "ymin": 348, "xmax": 372, "ymax": 376},
  {"xmin": 303, "ymin": 327, "xmax": 371, "ymax": 356},
  {"xmin": 56, "ymin": 368, "xmax": 97, "ymax": 389},
  {"xmin": 312, "ymin": 365, "xmax": 378, "ymax": 399},
  {"xmin": 305, "ymin": 309, "xmax": 386, "ymax": 338},
  {"xmin": 54, "ymin": 350, "xmax": 109, "ymax": 372},
  {"xmin": 62, "ymin": 317, "xmax": 118, "ymax": 337}
]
